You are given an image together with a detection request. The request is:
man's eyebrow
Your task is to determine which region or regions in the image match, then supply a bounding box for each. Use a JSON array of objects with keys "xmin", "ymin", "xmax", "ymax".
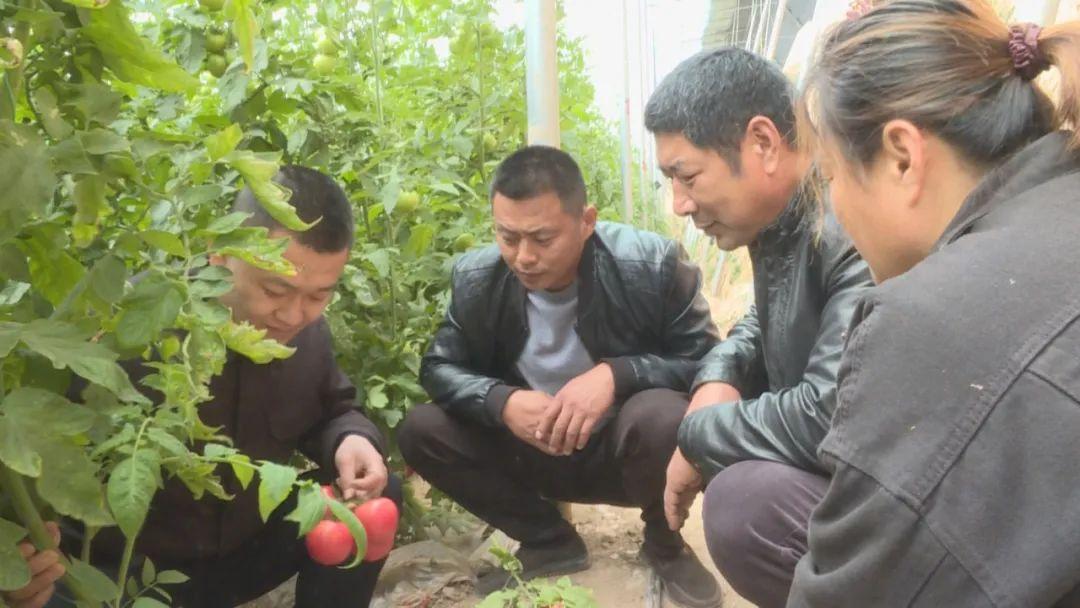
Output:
[
  {"xmin": 496, "ymin": 225, "xmax": 551, "ymax": 237},
  {"xmin": 660, "ymin": 160, "xmax": 684, "ymax": 176},
  {"xmin": 262, "ymin": 277, "xmax": 296, "ymax": 290},
  {"xmin": 263, "ymin": 276, "xmax": 337, "ymax": 294}
]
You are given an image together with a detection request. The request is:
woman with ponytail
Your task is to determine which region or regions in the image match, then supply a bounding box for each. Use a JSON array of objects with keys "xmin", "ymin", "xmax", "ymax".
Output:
[{"xmin": 788, "ymin": 1, "xmax": 1080, "ymax": 606}]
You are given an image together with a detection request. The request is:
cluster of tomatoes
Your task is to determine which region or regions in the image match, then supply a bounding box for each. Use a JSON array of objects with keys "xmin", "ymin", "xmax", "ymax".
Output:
[
  {"xmin": 305, "ymin": 485, "xmax": 400, "ymax": 567},
  {"xmin": 197, "ymin": 0, "xmax": 231, "ymax": 77}
]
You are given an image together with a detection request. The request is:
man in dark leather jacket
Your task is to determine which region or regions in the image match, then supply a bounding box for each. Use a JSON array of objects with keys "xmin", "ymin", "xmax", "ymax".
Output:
[
  {"xmin": 398, "ymin": 146, "xmax": 724, "ymax": 608},
  {"xmin": 644, "ymin": 48, "xmax": 872, "ymax": 608}
]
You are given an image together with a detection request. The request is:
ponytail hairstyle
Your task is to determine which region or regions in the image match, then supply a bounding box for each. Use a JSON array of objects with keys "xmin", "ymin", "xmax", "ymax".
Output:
[{"xmin": 800, "ymin": 0, "xmax": 1080, "ymax": 175}]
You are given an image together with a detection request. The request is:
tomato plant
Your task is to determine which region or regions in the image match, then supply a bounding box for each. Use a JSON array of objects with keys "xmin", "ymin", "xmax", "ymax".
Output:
[{"xmin": 0, "ymin": 0, "xmax": 632, "ymax": 603}]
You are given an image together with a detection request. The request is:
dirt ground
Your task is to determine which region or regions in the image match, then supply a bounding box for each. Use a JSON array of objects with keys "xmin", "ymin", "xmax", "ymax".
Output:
[
  {"xmin": 244, "ymin": 498, "xmax": 756, "ymax": 608},
  {"xmin": 444, "ymin": 501, "xmax": 756, "ymax": 608}
]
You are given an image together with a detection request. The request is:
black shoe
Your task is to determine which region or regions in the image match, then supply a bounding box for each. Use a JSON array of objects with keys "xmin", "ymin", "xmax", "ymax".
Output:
[
  {"xmin": 475, "ymin": 530, "xmax": 591, "ymax": 595},
  {"xmin": 640, "ymin": 542, "xmax": 724, "ymax": 608}
]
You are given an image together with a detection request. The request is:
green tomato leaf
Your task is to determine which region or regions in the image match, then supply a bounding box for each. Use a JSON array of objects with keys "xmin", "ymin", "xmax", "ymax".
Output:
[
  {"xmin": 214, "ymin": 236, "xmax": 293, "ymax": 275},
  {"xmin": 115, "ymin": 274, "xmax": 185, "ymax": 349},
  {"xmin": 201, "ymin": 212, "xmax": 250, "ymax": 236},
  {"xmin": 229, "ymin": 454, "xmax": 255, "ymax": 490},
  {"xmin": 367, "ymin": 249, "xmax": 391, "ymax": 279},
  {"xmin": 88, "ymin": 255, "xmax": 127, "ymax": 304},
  {"xmin": 379, "ymin": 170, "xmax": 401, "ymax": 216},
  {"xmin": 140, "ymin": 557, "xmax": 156, "ymax": 587},
  {"xmin": 36, "ymin": 441, "xmax": 114, "ymax": 526},
  {"xmin": 476, "ymin": 590, "xmax": 517, "ymax": 607},
  {"xmin": 0, "ymin": 417, "xmax": 40, "ymax": 477},
  {"xmin": 365, "ymin": 385, "xmax": 388, "ymax": 410},
  {"xmin": 49, "ymin": 137, "xmax": 96, "ymax": 176},
  {"xmin": 79, "ymin": 129, "xmax": 129, "ymax": 155},
  {"xmin": 107, "ymin": 449, "xmax": 162, "ymax": 538},
  {"xmin": 205, "ymin": 124, "xmax": 243, "ymax": 162},
  {"xmin": 220, "ymin": 321, "xmax": 294, "ymax": 363},
  {"xmin": 16, "ymin": 319, "xmax": 146, "ymax": 404},
  {"xmin": 31, "ymin": 86, "xmax": 73, "ymax": 140},
  {"xmin": 257, "ymin": 461, "xmax": 297, "ymax": 521},
  {"xmin": 225, "ymin": 0, "xmax": 259, "ymax": 73},
  {"xmin": 139, "ymin": 230, "xmax": 187, "ymax": 256},
  {"xmin": 66, "ymin": 83, "xmax": 122, "ymax": 127},
  {"xmin": 73, "ymin": 175, "xmax": 107, "ymax": 246},
  {"xmin": 0, "ymin": 120, "xmax": 57, "ymax": 218},
  {"xmin": 146, "ymin": 428, "xmax": 190, "ymax": 460},
  {"xmin": 405, "ymin": 224, "xmax": 435, "ymax": 257},
  {"xmin": 328, "ymin": 499, "xmax": 368, "ymax": 568},
  {"xmin": 155, "ymin": 570, "xmax": 189, "ymax": 585},
  {"xmin": 0, "ymin": 322, "xmax": 19, "ymax": 358},
  {"xmin": 0, "ymin": 517, "xmax": 30, "ymax": 592},
  {"xmin": 21, "ymin": 225, "xmax": 86, "ymax": 306},
  {"xmin": 66, "ymin": 558, "xmax": 120, "ymax": 602},
  {"xmin": 284, "ymin": 483, "xmax": 325, "ymax": 537},
  {"xmin": 81, "ymin": 1, "xmax": 199, "ymax": 93},
  {"xmin": 223, "ymin": 150, "xmax": 315, "ymax": 231},
  {"xmin": 62, "ymin": 0, "xmax": 111, "ymax": 7},
  {"xmin": 3, "ymin": 387, "xmax": 98, "ymax": 437},
  {"xmin": 0, "ymin": 244, "xmax": 29, "ymax": 282}
]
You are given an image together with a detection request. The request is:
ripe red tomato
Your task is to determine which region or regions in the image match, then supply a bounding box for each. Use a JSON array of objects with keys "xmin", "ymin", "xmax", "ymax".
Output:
[
  {"xmin": 352, "ymin": 497, "xmax": 399, "ymax": 561},
  {"xmin": 305, "ymin": 520, "xmax": 354, "ymax": 566}
]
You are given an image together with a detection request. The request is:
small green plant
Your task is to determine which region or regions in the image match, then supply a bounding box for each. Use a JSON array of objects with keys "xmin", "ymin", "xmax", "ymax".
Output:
[{"xmin": 477, "ymin": 545, "xmax": 597, "ymax": 608}]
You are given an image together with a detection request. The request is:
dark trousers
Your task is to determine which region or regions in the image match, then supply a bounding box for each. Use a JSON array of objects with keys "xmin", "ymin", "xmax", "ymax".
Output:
[
  {"xmin": 702, "ymin": 460, "xmax": 828, "ymax": 608},
  {"xmin": 51, "ymin": 475, "xmax": 402, "ymax": 608},
  {"xmin": 398, "ymin": 388, "xmax": 689, "ymax": 555}
]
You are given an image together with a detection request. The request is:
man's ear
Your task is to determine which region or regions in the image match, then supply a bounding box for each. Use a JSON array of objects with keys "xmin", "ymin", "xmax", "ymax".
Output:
[
  {"xmin": 583, "ymin": 207, "xmax": 600, "ymax": 231},
  {"xmin": 745, "ymin": 115, "xmax": 784, "ymax": 174},
  {"xmin": 879, "ymin": 119, "xmax": 926, "ymax": 210},
  {"xmin": 582, "ymin": 205, "xmax": 598, "ymax": 236}
]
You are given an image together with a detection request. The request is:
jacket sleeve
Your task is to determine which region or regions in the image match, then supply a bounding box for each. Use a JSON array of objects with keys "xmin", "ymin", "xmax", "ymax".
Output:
[
  {"xmin": 678, "ymin": 246, "xmax": 869, "ymax": 476},
  {"xmin": 302, "ymin": 328, "xmax": 385, "ymax": 470},
  {"xmin": 692, "ymin": 305, "xmax": 767, "ymax": 395},
  {"xmin": 602, "ymin": 241, "xmax": 720, "ymax": 398},
  {"xmin": 787, "ymin": 461, "xmax": 992, "ymax": 608},
  {"xmin": 419, "ymin": 266, "xmax": 517, "ymax": 428}
]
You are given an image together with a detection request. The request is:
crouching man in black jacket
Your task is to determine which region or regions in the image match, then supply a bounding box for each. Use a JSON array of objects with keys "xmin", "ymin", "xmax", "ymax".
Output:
[{"xmin": 398, "ymin": 146, "xmax": 723, "ymax": 608}]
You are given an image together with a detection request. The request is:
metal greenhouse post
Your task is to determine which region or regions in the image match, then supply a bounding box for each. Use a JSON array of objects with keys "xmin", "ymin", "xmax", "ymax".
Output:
[
  {"xmin": 525, "ymin": 0, "xmax": 560, "ymax": 148},
  {"xmin": 524, "ymin": 0, "xmax": 573, "ymax": 523},
  {"xmin": 619, "ymin": 0, "xmax": 635, "ymax": 223}
]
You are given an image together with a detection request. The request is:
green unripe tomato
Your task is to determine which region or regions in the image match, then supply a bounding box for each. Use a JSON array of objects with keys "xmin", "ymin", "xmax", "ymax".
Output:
[
  {"xmin": 205, "ymin": 33, "xmax": 228, "ymax": 53},
  {"xmin": 453, "ymin": 233, "xmax": 475, "ymax": 252},
  {"xmin": 313, "ymin": 54, "xmax": 337, "ymax": 75},
  {"xmin": 396, "ymin": 191, "xmax": 420, "ymax": 215},
  {"xmin": 205, "ymin": 54, "xmax": 228, "ymax": 77}
]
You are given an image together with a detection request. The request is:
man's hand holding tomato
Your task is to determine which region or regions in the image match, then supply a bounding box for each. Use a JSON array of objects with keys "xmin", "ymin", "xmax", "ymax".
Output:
[{"xmin": 334, "ymin": 434, "xmax": 388, "ymax": 501}]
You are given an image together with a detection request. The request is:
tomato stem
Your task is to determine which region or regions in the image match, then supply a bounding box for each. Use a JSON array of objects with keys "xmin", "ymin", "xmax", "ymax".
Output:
[
  {"xmin": 113, "ymin": 536, "xmax": 136, "ymax": 608},
  {"xmin": 0, "ymin": 463, "xmax": 96, "ymax": 604}
]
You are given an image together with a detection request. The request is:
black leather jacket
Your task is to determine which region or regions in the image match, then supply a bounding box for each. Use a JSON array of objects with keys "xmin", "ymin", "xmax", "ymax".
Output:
[
  {"xmin": 680, "ymin": 201, "xmax": 872, "ymax": 476},
  {"xmin": 420, "ymin": 222, "xmax": 720, "ymax": 427}
]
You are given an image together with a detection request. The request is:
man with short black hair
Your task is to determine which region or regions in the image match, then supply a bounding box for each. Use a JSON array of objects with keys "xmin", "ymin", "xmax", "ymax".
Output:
[
  {"xmin": 42, "ymin": 166, "xmax": 397, "ymax": 608},
  {"xmin": 645, "ymin": 48, "xmax": 872, "ymax": 608},
  {"xmin": 399, "ymin": 146, "xmax": 724, "ymax": 608}
]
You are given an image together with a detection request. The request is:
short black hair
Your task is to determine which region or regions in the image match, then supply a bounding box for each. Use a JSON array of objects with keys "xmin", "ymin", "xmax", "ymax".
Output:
[
  {"xmin": 644, "ymin": 47, "xmax": 795, "ymax": 172},
  {"xmin": 233, "ymin": 165, "xmax": 354, "ymax": 253},
  {"xmin": 490, "ymin": 146, "xmax": 587, "ymax": 214}
]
